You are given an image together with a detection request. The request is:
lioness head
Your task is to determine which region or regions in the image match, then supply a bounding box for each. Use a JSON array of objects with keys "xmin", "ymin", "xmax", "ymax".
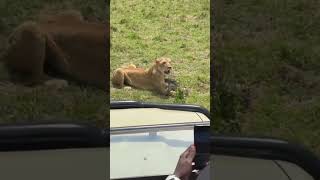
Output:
[{"xmin": 154, "ymin": 57, "xmax": 172, "ymax": 74}]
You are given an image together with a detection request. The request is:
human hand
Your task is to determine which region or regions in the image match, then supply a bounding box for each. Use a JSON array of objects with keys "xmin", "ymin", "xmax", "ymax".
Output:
[{"xmin": 173, "ymin": 144, "xmax": 196, "ymax": 180}]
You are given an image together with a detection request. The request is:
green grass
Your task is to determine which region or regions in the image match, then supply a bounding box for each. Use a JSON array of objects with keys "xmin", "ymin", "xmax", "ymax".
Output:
[
  {"xmin": 0, "ymin": 84, "xmax": 108, "ymax": 127},
  {"xmin": 0, "ymin": 0, "xmax": 108, "ymax": 127},
  {"xmin": 110, "ymin": 0, "xmax": 210, "ymax": 110},
  {"xmin": 214, "ymin": 0, "xmax": 320, "ymax": 155}
]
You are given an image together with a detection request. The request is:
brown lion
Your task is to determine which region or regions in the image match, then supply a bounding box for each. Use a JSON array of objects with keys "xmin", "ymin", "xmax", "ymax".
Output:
[
  {"xmin": 0, "ymin": 10, "xmax": 109, "ymax": 90},
  {"xmin": 111, "ymin": 57, "xmax": 173, "ymax": 95}
]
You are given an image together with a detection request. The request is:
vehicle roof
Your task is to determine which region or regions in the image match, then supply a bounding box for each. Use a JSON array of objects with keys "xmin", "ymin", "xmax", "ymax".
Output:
[{"xmin": 110, "ymin": 108, "xmax": 210, "ymax": 128}]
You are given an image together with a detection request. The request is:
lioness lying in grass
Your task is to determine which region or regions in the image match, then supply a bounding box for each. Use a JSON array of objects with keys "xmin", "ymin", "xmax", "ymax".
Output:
[{"xmin": 111, "ymin": 57, "xmax": 173, "ymax": 95}]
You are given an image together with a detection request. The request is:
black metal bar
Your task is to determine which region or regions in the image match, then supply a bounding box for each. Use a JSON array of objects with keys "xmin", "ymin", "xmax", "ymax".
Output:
[
  {"xmin": 111, "ymin": 121, "xmax": 209, "ymax": 135},
  {"xmin": 0, "ymin": 123, "xmax": 108, "ymax": 151},
  {"xmin": 110, "ymin": 101, "xmax": 211, "ymax": 119}
]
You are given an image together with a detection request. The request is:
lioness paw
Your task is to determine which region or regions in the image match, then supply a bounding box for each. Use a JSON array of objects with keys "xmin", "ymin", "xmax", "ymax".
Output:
[
  {"xmin": 124, "ymin": 86, "xmax": 132, "ymax": 90},
  {"xmin": 169, "ymin": 90, "xmax": 176, "ymax": 96}
]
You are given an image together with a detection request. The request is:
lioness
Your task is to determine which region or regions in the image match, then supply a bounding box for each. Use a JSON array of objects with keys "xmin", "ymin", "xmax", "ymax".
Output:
[
  {"xmin": 111, "ymin": 57, "xmax": 172, "ymax": 95},
  {"xmin": 0, "ymin": 10, "xmax": 109, "ymax": 90}
]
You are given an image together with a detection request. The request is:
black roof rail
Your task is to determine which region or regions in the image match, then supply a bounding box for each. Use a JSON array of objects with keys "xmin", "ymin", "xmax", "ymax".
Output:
[{"xmin": 0, "ymin": 123, "xmax": 108, "ymax": 151}]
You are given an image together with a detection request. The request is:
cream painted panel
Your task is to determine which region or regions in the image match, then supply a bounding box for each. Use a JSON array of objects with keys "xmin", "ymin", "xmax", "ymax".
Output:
[
  {"xmin": 111, "ymin": 108, "xmax": 204, "ymax": 128},
  {"xmin": 196, "ymin": 112, "xmax": 210, "ymax": 122}
]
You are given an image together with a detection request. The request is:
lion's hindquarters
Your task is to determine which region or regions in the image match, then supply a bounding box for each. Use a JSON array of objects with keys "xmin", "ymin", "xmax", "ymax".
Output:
[
  {"xmin": 112, "ymin": 69, "xmax": 125, "ymax": 88},
  {"xmin": 4, "ymin": 22, "xmax": 48, "ymax": 85}
]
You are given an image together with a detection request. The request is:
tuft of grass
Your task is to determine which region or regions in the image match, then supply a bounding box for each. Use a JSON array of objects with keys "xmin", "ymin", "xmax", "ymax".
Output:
[{"xmin": 110, "ymin": 0, "xmax": 210, "ymax": 110}]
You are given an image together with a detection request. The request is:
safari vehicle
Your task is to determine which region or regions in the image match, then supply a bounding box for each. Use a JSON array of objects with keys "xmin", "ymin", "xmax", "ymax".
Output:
[
  {"xmin": 110, "ymin": 101, "xmax": 210, "ymax": 180},
  {"xmin": 0, "ymin": 123, "xmax": 108, "ymax": 180}
]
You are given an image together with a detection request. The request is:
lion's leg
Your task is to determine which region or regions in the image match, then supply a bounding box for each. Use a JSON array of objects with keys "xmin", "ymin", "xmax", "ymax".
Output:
[
  {"xmin": 44, "ymin": 34, "xmax": 69, "ymax": 76},
  {"xmin": 123, "ymin": 73, "xmax": 133, "ymax": 85},
  {"xmin": 158, "ymin": 81, "xmax": 169, "ymax": 95},
  {"xmin": 112, "ymin": 69, "xmax": 125, "ymax": 89},
  {"xmin": 3, "ymin": 22, "xmax": 48, "ymax": 86}
]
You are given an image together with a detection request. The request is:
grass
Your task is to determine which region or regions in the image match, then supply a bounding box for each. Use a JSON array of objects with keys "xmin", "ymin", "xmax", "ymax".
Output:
[
  {"xmin": 213, "ymin": 0, "xmax": 320, "ymax": 155},
  {"xmin": 110, "ymin": 0, "xmax": 210, "ymax": 110},
  {"xmin": 0, "ymin": 0, "xmax": 108, "ymax": 128}
]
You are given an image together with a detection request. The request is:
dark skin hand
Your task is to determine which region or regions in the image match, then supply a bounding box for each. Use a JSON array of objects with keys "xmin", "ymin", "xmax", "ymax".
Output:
[{"xmin": 173, "ymin": 145, "xmax": 196, "ymax": 180}]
